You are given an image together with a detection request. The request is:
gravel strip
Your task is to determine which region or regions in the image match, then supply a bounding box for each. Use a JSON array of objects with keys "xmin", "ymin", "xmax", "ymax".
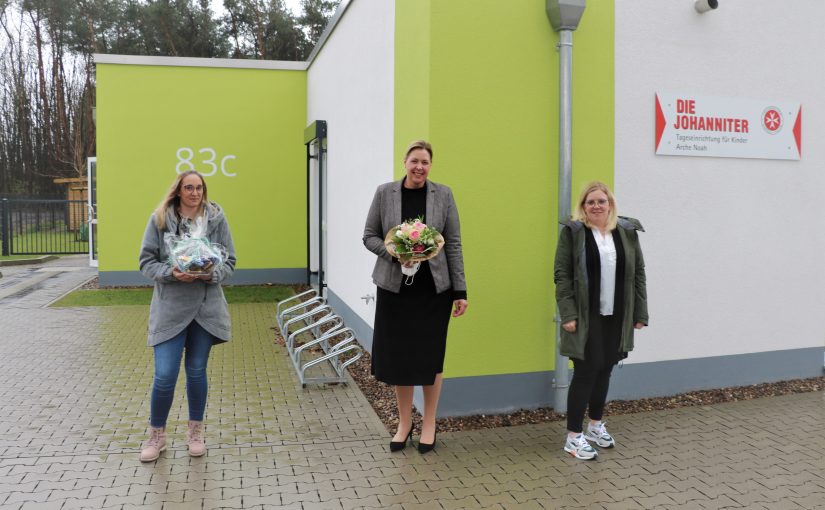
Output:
[{"xmin": 345, "ymin": 349, "xmax": 825, "ymax": 433}]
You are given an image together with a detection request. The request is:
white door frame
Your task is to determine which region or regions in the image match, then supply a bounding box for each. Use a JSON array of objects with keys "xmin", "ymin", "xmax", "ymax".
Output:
[
  {"xmin": 87, "ymin": 157, "xmax": 98, "ymax": 268},
  {"xmin": 305, "ymin": 121, "xmax": 327, "ymax": 296}
]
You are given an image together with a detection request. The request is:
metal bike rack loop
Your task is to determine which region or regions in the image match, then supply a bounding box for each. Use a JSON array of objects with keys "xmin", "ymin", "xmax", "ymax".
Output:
[{"xmin": 276, "ymin": 289, "xmax": 363, "ymax": 386}]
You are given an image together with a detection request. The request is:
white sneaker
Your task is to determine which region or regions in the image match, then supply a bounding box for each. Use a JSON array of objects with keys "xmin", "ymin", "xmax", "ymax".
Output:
[
  {"xmin": 564, "ymin": 433, "xmax": 598, "ymax": 460},
  {"xmin": 585, "ymin": 421, "xmax": 615, "ymax": 448}
]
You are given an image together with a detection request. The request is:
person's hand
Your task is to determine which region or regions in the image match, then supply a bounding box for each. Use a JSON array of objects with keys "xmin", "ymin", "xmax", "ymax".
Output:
[
  {"xmin": 562, "ymin": 320, "xmax": 577, "ymax": 333},
  {"xmin": 634, "ymin": 322, "xmax": 646, "ymax": 330},
  {"xmin": 402, "ymin": 260, "xmax": 416, "ymax": 268},
  {"xmin": 452, "ymin": 299, "xmax": 468, "ymax": 317},
  {"xmin": 172, "ymin": 268, "xmax": 197, "ymax": 282},
  {"xmin": 195, "ymin": 263, "xmax": 214, "ymax": 281}
]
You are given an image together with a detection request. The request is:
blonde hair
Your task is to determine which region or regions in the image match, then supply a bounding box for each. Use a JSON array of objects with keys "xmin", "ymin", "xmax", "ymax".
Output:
[
  {"xmin": 572, "ymin": 181, "xmax": 618, "ymax": 231},
  {"xmin": 404, "ymin": 140, "xmax": 433, "ymax": 161},
  {"xmin": 153, "ymin": 171, "xmax": 209, "ymax": 229}
]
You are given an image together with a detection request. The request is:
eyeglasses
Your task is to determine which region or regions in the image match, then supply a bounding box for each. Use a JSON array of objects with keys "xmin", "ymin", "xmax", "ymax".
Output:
[
  {"xmin": 182, "ymin": 184, "xmax": 203, "ymax": 193},
  {"xmin": 584, "ymin": 199, "xmax": 608, "ymax": 207}
]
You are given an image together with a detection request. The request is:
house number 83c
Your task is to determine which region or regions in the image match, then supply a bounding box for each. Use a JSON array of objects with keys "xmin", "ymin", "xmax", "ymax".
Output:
[{"xmin": 176, "ymin": 147, "xmax": 237, "ymax": 177}]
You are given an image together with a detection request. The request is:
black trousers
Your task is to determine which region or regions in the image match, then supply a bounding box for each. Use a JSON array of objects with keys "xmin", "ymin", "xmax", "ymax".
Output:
[{"xmin": 566, "ymin": 359, "xmax": 614, "ymax": 433}]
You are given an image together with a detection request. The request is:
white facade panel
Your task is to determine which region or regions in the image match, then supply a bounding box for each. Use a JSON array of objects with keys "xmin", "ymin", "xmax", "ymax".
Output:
[
  {"xmin": 307, "ymin": 0, "xmax": 395, "ymax": 327},
  {"xmin": 615, "ymin": 1, "xmax": 825, "ymax": 363}
]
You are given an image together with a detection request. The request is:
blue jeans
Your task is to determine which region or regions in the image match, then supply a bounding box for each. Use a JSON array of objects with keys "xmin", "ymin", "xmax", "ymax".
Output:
[{"xmin": 150, "ymin": 321, "xmax": 214, "ymax": 427}]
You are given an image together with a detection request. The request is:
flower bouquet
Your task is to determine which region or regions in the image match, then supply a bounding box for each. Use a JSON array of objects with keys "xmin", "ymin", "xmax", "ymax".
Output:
[
  {"xmin": 384, "ymin": 217, "xmax": 444, "ymax": 284},
  {"xmin": 164, "ymin": 234, "xmax": 226, "ymax": 275}
]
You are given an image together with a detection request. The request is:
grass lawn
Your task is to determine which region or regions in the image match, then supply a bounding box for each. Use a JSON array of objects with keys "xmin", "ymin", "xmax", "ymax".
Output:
[{"xmin": 51, "ymin": 284, "xmax": 294, "ymax": 307}]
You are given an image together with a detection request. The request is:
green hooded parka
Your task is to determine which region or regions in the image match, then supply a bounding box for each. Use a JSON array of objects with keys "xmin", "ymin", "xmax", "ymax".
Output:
[{"xmin": 553, "ymin": 217, "xmax": 648, "ymax": 361}]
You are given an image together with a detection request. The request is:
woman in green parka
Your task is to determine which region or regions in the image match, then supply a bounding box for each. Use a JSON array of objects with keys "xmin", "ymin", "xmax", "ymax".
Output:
[{"xmin": 554, "ymin": 181, "xmax": 648, "ymax": 460}]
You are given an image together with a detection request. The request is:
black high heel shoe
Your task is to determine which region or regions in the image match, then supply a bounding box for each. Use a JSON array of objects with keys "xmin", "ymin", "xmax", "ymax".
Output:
[
  {"xmin": 389, "ymin": 428, "xmax": 413, "ymax": 452},
  {"xmin": 418, "ymin": 432, "xmax": 436, "ymax": 454}
]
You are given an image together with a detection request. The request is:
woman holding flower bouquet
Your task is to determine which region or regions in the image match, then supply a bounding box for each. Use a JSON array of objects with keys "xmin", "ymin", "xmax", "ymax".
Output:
[
  {"xmin": 363, "ymin": 140, "xmax": 468, "ymax": 454},
  {"xmin": 137, "ymin": 170, "xmax": 236, "ymax": 462},
  {"xmin": 554, "ymin": 181, "xmax": 648, "ymax": 460}
]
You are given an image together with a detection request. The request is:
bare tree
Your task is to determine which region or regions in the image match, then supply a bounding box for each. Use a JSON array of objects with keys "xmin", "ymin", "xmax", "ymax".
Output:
[{"xmin": 0, "ymin": 0, "xmax": 338, "ymax": 196}]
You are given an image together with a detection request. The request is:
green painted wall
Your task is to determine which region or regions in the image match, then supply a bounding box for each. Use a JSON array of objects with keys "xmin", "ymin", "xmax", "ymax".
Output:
[
  {"xmin": 395, "ymin": 0, "xmax": 614, "ymax": 378},
  {"xmin": 96, "ymin": 64, "xmax": 307, "ymax": 274},
  {"xmin": 394, "ymin": 0, "xmax": 431, "ymax": 161}
]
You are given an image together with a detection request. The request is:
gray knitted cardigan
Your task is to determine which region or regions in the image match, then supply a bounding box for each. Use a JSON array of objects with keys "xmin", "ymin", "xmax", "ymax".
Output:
[{"xmin": 138, "ymin": 203, "xmax": 236, "ymax": 346}]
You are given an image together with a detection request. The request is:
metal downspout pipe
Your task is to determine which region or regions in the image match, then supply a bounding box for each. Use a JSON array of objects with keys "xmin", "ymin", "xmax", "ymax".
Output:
[
  {"xmin": 553, "ymin": 28, "xmax": 573, "ymax": 414},
  {"xmin": 546, "ymin": 0, "xmax": 585, "ymax": 414}
]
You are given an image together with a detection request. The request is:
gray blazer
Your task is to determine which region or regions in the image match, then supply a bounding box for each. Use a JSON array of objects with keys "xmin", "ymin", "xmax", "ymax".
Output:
[
  {"xmin": 363, "ymin": 178, "xmax": 466, "ymax": 295},
  {"xmin": 138, "ymin": 203, "xmax": 236, "ymax": 346}
]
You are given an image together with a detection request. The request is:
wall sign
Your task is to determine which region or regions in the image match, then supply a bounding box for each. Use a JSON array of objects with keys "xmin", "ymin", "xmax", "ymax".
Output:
[{"xmin": 655, "ymin": 93, "xmax": 801, "ymax": 160}]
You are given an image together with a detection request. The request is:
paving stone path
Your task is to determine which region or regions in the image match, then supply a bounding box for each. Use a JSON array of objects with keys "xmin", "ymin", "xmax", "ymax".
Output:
[{"xmin": 0, "ymin": 256, "xmax": 823, "ymax": 509}]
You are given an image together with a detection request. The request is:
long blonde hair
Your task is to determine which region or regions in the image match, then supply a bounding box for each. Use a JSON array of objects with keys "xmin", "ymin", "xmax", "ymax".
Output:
[
  {"xmin": 153, "ymin": 171, "xmax": 209, "ymax": 230},
  {"xmin": 572, "ymin": 181, "xmax": 618, "ymax": 231}
]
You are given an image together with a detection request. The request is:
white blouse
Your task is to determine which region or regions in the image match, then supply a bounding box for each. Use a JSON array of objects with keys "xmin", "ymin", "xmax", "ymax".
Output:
[{"xmin": 591, "ymin": 227, "xmax": 617, "ymax": 316}]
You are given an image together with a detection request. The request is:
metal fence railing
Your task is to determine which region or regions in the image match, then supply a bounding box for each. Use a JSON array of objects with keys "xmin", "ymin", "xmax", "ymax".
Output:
[{"xmin": 0, "ymin": 198, "xmax": 90, "ymax": 256}]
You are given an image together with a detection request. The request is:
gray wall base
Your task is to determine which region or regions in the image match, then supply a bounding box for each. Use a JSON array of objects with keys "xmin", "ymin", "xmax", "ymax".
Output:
[
  {"xmin": 436, "ymin": 347, "xmax": 825, "ymax": 417},
  {"xmin": 607, "ymin": 347, "xmax": 825, "ymax": 400},
  {"xmin": 322, "ymin": 285, "xmax": 825, "ymax": 417},
  {"xmin": 98, "ymin": 268, "xmax": 307, "ymax": 287},
  {"xmin": 320, "ymin": 288, "xmax": 825, "ymax": 417},
  {"xmin": 436, "ymin": 371, "xmax": 557, "ymax": 417},
  {"xmin": 326, "ymin": 288, "xmax": 374, "ymax": 353}
]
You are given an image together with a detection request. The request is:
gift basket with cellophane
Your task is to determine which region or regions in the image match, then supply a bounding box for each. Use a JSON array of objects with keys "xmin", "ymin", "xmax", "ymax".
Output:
[{"xmin": 164, "ymin": 233, "xmax": 227, "ymax": 275}]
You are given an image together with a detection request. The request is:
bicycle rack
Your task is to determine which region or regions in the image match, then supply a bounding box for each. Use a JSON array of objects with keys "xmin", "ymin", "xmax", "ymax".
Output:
[
  {"xmin": 276, "ymin": 289, "xmax": 363, "ymax": 386},
  {"xmin": 277, "ymin": 289, "xmax": 324, "ymax": 331}
]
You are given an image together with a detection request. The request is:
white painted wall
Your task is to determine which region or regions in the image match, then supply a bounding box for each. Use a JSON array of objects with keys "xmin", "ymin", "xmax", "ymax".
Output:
[
  {"xmin": 306, "ymin": 0, "xmax": 395, "ymax": 327},
  {"xmin": 615, "ymin": 0, "xmax": 825, "ymax": 363}
]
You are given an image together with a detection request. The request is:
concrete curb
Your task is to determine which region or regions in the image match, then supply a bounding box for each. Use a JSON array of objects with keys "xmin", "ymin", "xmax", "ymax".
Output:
[{"xmin": 0, "ymin": 255, "xmax": 59, "ymax": 267}]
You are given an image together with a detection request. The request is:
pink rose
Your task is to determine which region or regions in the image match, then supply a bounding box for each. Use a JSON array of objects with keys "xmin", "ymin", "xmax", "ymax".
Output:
[{"xmin": 410, "ymin": 230, "xmax": 420, "ymax": 240}]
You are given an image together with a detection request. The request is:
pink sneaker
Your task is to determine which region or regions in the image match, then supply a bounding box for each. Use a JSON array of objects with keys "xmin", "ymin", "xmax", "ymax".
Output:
[
  {"xmin": 187, "ymin": 421, "xmax": 206, "ymax": 457},
  {"xmin": 139, "ymin": 427, "xmax": 166, "ymax": 462}
]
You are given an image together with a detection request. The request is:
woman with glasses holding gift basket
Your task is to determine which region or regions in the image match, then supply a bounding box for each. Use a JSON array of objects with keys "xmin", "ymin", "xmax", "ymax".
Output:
[
  {"xmin": 554, "ymin": 181, "xmax": 648, "ymax": 460},
  {"xmin": 363, "ymin": 140, "xmax": 468, "ymax": 454},
  {"xmin": 137, "ymin": 170, "xmax": 236, "ymax": 462}
]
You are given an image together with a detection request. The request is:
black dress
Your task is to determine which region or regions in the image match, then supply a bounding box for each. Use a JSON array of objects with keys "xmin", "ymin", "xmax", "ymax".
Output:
[{"xmin": 371, "ymin": 184, "xmax": 454, "ymax": 386}]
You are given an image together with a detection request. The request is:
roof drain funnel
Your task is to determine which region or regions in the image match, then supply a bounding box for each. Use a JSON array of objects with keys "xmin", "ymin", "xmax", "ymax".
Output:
[{"xmin": 546, "ymin": 0, "xmax": 585, "ymax": 415}]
